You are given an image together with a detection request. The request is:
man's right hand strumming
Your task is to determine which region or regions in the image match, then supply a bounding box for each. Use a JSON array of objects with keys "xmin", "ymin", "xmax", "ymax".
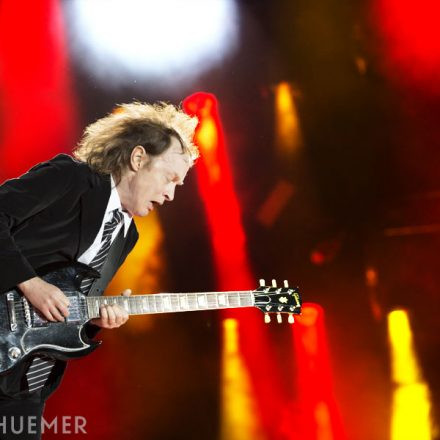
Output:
[{"xmin": 17, "ymin": 277, "xmax": 70, "ymax": 322}]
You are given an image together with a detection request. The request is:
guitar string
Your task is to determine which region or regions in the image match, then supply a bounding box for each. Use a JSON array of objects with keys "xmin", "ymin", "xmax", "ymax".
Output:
[
  {"xmin": 11, "ymin": 291, "xmax": 255, "ymax": 310},
  {"xmin": 10, "ymin": 292, "xmax": 257, "ymax": 317},
  {"xmin": 11, "ymin": 295, "xmax": 256, "ymax": 314},
  {"xmin": 11, "ymin": 296, "xmax": 255, "ymax": 312}
]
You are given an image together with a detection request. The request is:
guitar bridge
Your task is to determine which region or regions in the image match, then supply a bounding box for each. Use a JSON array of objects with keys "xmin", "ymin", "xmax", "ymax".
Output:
[{"xmin": 22, "ymin": 297, "xmax": 32, "ymax": 328}]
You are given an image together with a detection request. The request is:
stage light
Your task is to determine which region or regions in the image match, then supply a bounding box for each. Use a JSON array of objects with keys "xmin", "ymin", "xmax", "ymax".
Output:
[
  {"xmin": 274, "ymin": 82, "xmax": 302, "ymax": 158},
  {"xmin": 184, "ymin": 92, "xmax": 286, "ymax": 439},
  {"xmin": 183, "ymin": 92, "xmax": 251, "ymax": 289},
  {"xmin": 388, "ymin": 310, "xmax": 433, "ymax": 440},
  {"xmin": 377, "ymin": 0, "xmax": 440, "ymax": 91},
  {"xmin": 292, "ymin": 303, "xmax": 347, "ymax": 439},
  {"xmin": 221, "ymin": 319, "xmax": 261, "ymax": 440},
  {"xmin": 257, "ymin": 180, "xmax": 295, "ymax": 227},
  {"xmin": 65, "ymin": 0, "xmax": 238, "ymax": 86}
]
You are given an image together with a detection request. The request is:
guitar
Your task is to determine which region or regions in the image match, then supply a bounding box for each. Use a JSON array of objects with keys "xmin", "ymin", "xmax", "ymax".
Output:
[{"xmin": 0, "ymin": 263, "xmax": 301, "ymax": 375}]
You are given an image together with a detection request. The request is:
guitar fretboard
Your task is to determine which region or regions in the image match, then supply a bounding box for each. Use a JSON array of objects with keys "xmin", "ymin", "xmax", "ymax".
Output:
[{"xmin": 86, "ymin": 291, "xmax": 254, "ymax": 319}]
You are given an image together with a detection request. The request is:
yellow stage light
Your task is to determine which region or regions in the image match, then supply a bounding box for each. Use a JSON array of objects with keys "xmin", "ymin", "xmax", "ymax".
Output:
[
  {"xmin": 220, "ymin": 319, "xmax": 264, "ymax": 440},
  {"xmin": 274, "ymin": 82, "xmax": 302, "ymax": 158},
  {"xmin": 388, "ymin": 310, "xmax": 432, "ymax": 440}
]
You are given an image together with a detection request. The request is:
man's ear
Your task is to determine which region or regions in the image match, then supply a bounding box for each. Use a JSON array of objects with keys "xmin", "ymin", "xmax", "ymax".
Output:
[{"xmin": 129, "ymin": 145, "xmax": 147, "ymax": 171}]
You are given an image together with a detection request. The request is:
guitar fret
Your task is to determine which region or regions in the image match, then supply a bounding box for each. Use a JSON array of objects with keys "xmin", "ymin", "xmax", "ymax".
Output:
[
  {"xmin": 210, "ymin": 294, "xmax": 219, "ymax": 308},
  {"xmin": 131, "ymin": 297, "xmax": 138, "ymax": 315},
  {"xmin": 228, "ymin": 293, "xmax": 237, "ymax": 307},
  {"xmin": 180, "ymin": 294, "xmax": 188, "ymax": 310},
  {"xmin": 187, "ymin": 293, "xmax": 195, "ymax": 310},
  {"xmin": 163, "ymin": 295, "xmax": 171, "ymax": 311},
  {"xmin": 171, "ymin": 295, "xmax": 180, "ymax": 312},
  {"xmin": 155, "ymin": 295, "xmax": 163, "ymax": 313},
  {"xmin": 218, "ymin": 293, "xmax": 227, "ymax": 307},
  {"xmin": 149, "ymin": 295, "xmax": 155, "ymax": 313},
  {"xmin": 142, "ymin": 297, "xmax": 148, "ymax": 313},
  {"xmin": 197, "ymin": 294, "xmax": 207, "ymax": 308}
]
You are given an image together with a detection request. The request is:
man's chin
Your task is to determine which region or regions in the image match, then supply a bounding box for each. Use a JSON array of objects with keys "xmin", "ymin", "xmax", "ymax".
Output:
[{"xmin": 137, "ymin": 207, "xmax": 152, "ymax": 217}]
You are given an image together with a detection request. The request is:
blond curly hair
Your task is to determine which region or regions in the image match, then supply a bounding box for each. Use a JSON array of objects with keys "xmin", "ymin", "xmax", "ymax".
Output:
[{"xmin": 73, "ymin": 101, "xmax": 199, "ymax": 184}]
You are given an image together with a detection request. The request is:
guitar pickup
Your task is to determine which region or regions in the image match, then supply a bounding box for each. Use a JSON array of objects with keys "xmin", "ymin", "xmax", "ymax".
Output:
[{"xmin": 6, "ymin": 292, "xmax": 17, "ymax": 331}]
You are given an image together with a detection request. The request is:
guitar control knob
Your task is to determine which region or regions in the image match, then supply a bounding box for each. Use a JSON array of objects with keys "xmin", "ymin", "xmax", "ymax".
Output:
[
  {"xmin": 277, "ymin": 313, "xmax": 282, "ymax": 324},
  {"xmin": 288, "ymin": 314, "xmax": 295, "ymax": 324},
  {"xmin": 8, "ymin": 347, "xmax": 22, "ymax": 360},
  {"xmin": 264, "ymin": 313, "xmax": 271, "ymax": 324}
]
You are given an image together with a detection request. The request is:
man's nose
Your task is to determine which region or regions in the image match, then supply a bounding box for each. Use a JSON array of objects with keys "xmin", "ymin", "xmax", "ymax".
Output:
[{"xmin": 163, "ymin": 185, "xmax": 175, "ymax": 202}]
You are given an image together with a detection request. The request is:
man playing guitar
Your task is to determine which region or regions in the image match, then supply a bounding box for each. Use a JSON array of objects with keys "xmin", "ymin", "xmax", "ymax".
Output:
[{"xmin": 0, "ymin": 102, "xmax": 198, "ymax": 439}]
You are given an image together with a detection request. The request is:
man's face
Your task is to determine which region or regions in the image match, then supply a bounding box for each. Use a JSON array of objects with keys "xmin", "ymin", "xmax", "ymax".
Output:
[{"xmin": 119, "ymin": 137, "xmax": 191, "ymax": 217}]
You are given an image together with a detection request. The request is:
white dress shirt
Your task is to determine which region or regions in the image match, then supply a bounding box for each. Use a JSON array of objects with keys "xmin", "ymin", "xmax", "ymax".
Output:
[{"xmin": 77, "ymin": 175, "xmax": 132, "ymax": 265}]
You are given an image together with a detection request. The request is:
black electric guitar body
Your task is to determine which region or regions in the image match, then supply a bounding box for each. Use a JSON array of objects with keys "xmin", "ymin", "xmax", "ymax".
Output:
[{"xmin": 0, "ymin": 264, "xmax": 101, "ymax": 375}]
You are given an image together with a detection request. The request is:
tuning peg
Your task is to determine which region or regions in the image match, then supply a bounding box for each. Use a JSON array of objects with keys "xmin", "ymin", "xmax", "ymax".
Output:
[
  {"xmin": 277, "ymin": 313, "xmax": 282, "ymax": 324},
  {"xmin": 272, "ymin": 279, "xmax": 277, "ymax": 287},
  {"xmin": 259, "ymin": 279, "xmax": 266, "ymax": 287},
  {"xmin": 284, "ymin": 280, "xmax": 289, "ymax": 288},
  {"xmin": 264, "ymin": 313, "xmax": 271, "ymax": 324},
  {"xmin": 288, "ymin": 314, "xmax": 295, "ymax": 324}
]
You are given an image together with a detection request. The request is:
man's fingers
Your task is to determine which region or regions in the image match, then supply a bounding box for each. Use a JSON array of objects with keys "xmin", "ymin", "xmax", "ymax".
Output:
[
  {"xmin": 91, "ymin": 303, "xmax": 129, "ymax": 329},
  {"xmin": 105, "ymin": 305, "xmax": 116, "ymax": 326},
  {"xmin": 57, "ymin": 303, "xmax": 70, "ymax": 318},
  {"xmin": 117, "ymin": 305, "xmax": 128, "ymax": 325},
  {"xmin": 45, "ymin": 310, "xmax": 56, "ymax": 322},
  {"xmin": 56, "ymin": 290, "xmax": 70, "ymax": 307},
  {"xmin": 50, "ymin": 306, "xmax": 65, "ymax": 322},
  {"xmin": 100, "ymin": 305, "xmax": 108, "ymax": 320}
]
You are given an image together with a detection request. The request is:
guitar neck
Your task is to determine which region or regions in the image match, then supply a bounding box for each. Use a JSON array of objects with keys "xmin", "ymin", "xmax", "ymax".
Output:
[{"xmin": 85, "ymin": 291, "xmax": 255, "ymax": 319}]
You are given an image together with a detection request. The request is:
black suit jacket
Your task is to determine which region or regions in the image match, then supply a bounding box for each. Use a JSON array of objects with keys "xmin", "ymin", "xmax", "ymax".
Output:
[{"xmin": 0, "ymin": 154, "xmax": 139, "ymax": 400}]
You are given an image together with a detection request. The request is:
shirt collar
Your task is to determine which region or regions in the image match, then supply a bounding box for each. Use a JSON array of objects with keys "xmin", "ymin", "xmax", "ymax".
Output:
[{"xmin": 109, "ymin": 175, "xmax": 132, "ymax": 237}]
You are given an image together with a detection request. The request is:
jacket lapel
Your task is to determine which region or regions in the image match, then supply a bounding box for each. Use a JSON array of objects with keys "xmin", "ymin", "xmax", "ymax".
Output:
[{"xmin": 76, "ymin": 174, "xmax": 111, "ymax": 259}]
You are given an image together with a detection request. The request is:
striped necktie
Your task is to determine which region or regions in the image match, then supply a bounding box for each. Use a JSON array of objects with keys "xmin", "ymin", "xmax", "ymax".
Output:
[
  {"xmin": 26, "ymin": 209, "xmax": 124, "ymax": 394},
  {"xmin": 80, "ymin": 208, "xmax": 124, "ymax": 294},
  {"xmin": 26, "ymin": 354, "xmax": 56, "ymax": 394}
]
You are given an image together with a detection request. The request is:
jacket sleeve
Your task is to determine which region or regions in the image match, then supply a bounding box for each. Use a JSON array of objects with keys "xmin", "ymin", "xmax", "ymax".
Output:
[{"xmin": 0, "ymin": 155, "xmax": 82, "ymax": 291}]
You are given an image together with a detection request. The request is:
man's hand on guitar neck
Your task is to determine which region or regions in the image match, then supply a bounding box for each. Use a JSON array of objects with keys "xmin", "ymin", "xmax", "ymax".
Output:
[
  {"xmin": 17, "ymin": 276, "xmax": 70, "ymax": 322},
  {"xmin": 90, "ymin": 289, "xmax": 131, "ymax": 329}
]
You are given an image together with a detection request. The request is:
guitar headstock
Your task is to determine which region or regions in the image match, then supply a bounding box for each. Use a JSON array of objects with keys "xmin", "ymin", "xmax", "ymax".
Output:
[{"xmin": 253, "ymin": 279, "xmax": 302, "ymax": 324}]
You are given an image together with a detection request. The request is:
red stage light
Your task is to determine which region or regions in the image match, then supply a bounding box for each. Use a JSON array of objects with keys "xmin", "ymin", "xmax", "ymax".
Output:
[
  {"xmin": 184, "ymin": 92, "xmax": 289, "ymax": 439},
  {"xmin": 292, "ymin": 303, "xmax": 347, "ymax": 440},
  {"xmin": 376, "ymin": 0, "xmax": 440, "ymax": 91}
]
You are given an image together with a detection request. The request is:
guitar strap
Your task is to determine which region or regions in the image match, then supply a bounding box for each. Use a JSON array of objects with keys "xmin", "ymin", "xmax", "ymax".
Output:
[{"xmin": 86, "ymin": 227, "xmax": 126, "ymax": 297}]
